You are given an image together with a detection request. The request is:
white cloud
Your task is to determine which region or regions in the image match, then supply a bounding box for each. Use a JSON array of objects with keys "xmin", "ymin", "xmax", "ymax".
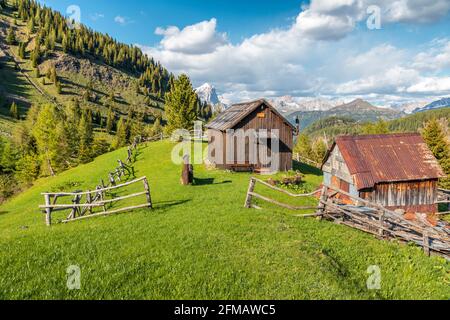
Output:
[
  {"xmin": 407, "ymin": 76, "xmax": 450, "ymax": 94},
  {"xmin": 140, "ymin": 0, "xmax": 450, "ymax": 103},
  {"xmin": 336, "ymin": 66, "xmax": 420, "ymax": 94},
  {"xmin": 412, "ymin": 38, "xmax": 450, "ymax": 72},
  {"xmin": 90, "ymin": 13, "xmax": 105, "ymax": 21},
  {"xmin": 154, "ymin": 18, "xmax": 227, "ymax": 54},
  {"xmin": 384, "ymin": 0, "xmax": 450, "ymax": 23},
  {"xmin": 114, "ymin": 15, "xmax": 133, "ymax": 26},
  {"xmin": 294, "ymin": 10, "xmax": 355, "ymax": 40}
]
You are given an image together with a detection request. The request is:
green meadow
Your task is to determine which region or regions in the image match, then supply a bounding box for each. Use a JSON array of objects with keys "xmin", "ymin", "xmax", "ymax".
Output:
[{"xmin": 0, "ymin": 141, "xmax": 448, "ymax": 299}]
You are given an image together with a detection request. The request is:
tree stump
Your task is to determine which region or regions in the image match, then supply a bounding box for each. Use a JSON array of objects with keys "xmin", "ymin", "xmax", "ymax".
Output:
[{"xmin": 181, "ymin": 154, "xmax": 194, "ymax": 185}]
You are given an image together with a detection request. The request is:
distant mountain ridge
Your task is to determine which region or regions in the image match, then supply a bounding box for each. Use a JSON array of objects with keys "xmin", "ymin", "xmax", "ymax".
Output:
[
  {"xmin": 413, "ymin": 97, "xmax": 450, "ymax": 113},
  {"xmin": 286, "ymin": 99, "xmax": 403, "ymax": 129},
  {"xmin": 270, "ymin": 96, "xmax": 344, "ymax": 113}
]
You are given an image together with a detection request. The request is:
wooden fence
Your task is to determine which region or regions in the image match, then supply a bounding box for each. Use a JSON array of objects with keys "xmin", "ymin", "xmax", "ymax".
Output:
[
  {"xmin": 437, "ymin": 188, "xmax": 450, "ymax": 215},
  {"xmin": 38, "ymin": 136, "xmax": 148, "ymax": 226},
  {"xmin": 39, "ymin": 177, "xmax": 152, "ymax": 225},
  {"xmin": 244, "ymin": 177, "xmax": 321, "ymax": 211},
  {"xmin": 244, "ymin": 177, "xmax": 450, "ymax": 258}
]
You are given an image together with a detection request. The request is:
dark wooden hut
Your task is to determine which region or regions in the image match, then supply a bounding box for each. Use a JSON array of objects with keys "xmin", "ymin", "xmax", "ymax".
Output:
[
  {"xmin": 205, "ymin": 99, "xmax": 295, "ymax": 172},
  {"xmin": 321, "ymin": 133, "xmax": 446, "ymax": 214}
]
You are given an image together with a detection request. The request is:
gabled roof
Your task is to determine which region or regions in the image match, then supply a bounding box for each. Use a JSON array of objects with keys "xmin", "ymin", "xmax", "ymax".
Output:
[
  {"xmin": 322, "ymin": 133, "xmax": 446, "ymax": 190},
  {"xmin": 205, "ymin": 99, "xmax": 296, "ymax": 131}
]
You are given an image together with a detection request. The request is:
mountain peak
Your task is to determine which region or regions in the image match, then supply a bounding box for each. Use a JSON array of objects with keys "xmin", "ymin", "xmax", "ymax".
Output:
[{"xmin": 195, "ymin": 83, "xmax": 222, "ymax": 107}]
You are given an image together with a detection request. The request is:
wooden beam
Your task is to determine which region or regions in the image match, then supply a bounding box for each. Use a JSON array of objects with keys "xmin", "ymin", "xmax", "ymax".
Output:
[
  {"xmin": 41, "ymin": 177, "xmax": 148, "ymax": 196},
  {"xmin": 244, "ymin": 178, "xmax": 256, "ymax": 208},
  {"xmin": 61, "ymin": 203, "xmax": 152, "ymax": 223}
]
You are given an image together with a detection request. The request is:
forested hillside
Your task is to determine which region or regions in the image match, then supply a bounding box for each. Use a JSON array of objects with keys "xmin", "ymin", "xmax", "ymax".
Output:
[
  {"xmin": 303, "ymin": 107, "xmax": 450, "ymax": 139},
  {"xmin": 0, "ymin": 0, "xmax": 216, "ymax": 202}
]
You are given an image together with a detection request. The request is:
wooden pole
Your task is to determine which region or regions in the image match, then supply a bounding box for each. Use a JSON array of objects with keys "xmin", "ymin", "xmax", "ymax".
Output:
[
  {"xmin": 378, "ymin": 211, "xmax": 385, "ymax": 237},
  {"xmin": 244, "ymin": 178, "xmax": 256, "ymax": 208},
  {"xmin": 86, "ymin": 190, "xmax": 92, "ymax": 215},
  {"xmin": 109, "ymin": 172, "xmax": 115, "ymax": 186},
  {"xmin": 44, "ymin": 194, "xmax": 52, "ymax": 226},
  {"xmin": 423, "ymin": 232, "xmax": 430, "ymax": 256},
  {"xmin": 316, "ymin": 185, "xmax": 328, "ymax": 220},
  {"xmin": 181, "ymin": 154, "xmax": 193, "ymax": 185},
  {"xmin": 143, "ymin": 178, "xmax": 153, "ymax": 208}
]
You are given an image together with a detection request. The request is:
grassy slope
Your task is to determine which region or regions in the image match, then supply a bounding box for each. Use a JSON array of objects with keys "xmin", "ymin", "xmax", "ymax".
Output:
[
  {"xmin": 0, "ymin": 141, "xmax": 448, "ymax": 300},
  {"xmin": 0, "ymin": 10, "xmax": 163, "ymax": 136}
]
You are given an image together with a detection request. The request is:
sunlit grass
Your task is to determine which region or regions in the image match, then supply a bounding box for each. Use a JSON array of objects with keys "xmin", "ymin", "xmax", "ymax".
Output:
[{"xmin": 0, "ymin": 141, "xmax": 448, "ymax": 299}]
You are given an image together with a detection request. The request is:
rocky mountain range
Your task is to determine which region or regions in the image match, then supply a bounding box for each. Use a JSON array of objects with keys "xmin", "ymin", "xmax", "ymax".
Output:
[
  {"xmin": 413, "ymin": 97, "xmax": 450, "ymax": 113},
  {"xmin": 286, "ymin": 98, "xmax": 404, "ymax": 129}
]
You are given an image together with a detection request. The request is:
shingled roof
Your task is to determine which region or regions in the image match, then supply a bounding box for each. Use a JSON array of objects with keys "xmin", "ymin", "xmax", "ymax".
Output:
[
  {"xmin": 205, "ymin": 99, "xmax": 295, "ymax": 131},
  {"xmin": 323, "ymin": 133, "xmax": 446, "ymax": 190}
]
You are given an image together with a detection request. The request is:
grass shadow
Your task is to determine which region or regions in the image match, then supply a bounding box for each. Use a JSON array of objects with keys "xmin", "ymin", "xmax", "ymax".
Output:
[
  {"xmin": 193, "ymin": 178, "xmax": 232, "ymax": 186},
  {"xmin": 293, "ymin": 160, "xmax": 323, "ymax": 176},
  {"xmin": 154, "ymin": 199, "xmax": 191, "ymax": 210}
]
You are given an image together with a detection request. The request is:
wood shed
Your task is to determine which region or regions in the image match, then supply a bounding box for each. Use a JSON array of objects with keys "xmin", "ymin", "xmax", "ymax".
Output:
[
  {"xmin": 205, "ymin": 99, "xmax": 296, "ymax": 172},
  {"xmin": 321, "ymin": 133, "xmax": 446, "ymax": 214}
]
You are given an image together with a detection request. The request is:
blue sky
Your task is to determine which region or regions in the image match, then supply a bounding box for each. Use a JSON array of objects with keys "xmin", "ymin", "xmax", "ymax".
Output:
[
  {"xmin": 38, "ymin": 0, "xmax": 450, "ymax": 105},
  {"xmin": 38, "ymin": 0, "xmax": 307, "ymax": 44}
]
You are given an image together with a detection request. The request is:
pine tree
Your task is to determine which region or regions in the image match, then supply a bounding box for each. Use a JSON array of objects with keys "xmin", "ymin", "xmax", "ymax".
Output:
[
  {"xmin": 422, "ymin": 118, "xmax": 450, "ymax": 188},
  {"xmin": 362, "ymin": 120, "xmax": 389, "ymax": 135},
  {"xmin": 27, "ymin": 17, "xmax": 35, "ymax": 33},
  {"xmin": 9, "ymin": 102, "xmax": 19, "ymax": 119},
  {"xmin": 55, "ymin": 81, "xmax": 62, "ymax": 94},
  {"xmin": 6, "ymin": 27, "xmax": 16, "ymax": 45},
  {"xmin": 50, "ymin": 66, "xmax": 57, "ymax": 83},
  {"xmin": 164, "ymin": 74, "xmax": 198, "ymax": 134},
  {"xmin": 32, "ymin": 104, "xmax": 60, "ymax": 176},
  {"xmin": 114, "ymin": 117, "xmax": 128, "ymax": 148},
  {"xmin": 150, "ymin": 118, "xmax": 162, "ymax": 136},
  {"xmin": 15, "ymin": 153, "xmax": 40, "ymax": 184},
  {"xmin": 31, "ymin": 45, "xmax": 40, "ymax": 68},
  {"xmin": 18, "ymin": 42, "xmax": 26, "ymax": 59},
  {"xmin": 77, "ymin": 111, "xmax": 94, "ymax": 163},
  {"xmin": 294, "ymin": 134, "xmax": 314, "ymax": 161},
  {"xmin": 0, "ymin": 140, "xmax": 17, "ymax": 173},
  {"xmin": 312, "ymin": 138, "xmax": 328, "ymax": 164},
  {"xmin": 106, "ymin": 106, "xmax": 115, "ymax": 133}
]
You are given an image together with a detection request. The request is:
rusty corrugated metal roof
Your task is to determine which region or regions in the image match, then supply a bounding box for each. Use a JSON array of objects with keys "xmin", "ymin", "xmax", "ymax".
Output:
[
  {"xmin": 328, "ymin": 133, "xmax": 446, "ymax": 190},
  {"xmin": 205, "ymin": 99, "xmax": 295, "ymax": 131}
]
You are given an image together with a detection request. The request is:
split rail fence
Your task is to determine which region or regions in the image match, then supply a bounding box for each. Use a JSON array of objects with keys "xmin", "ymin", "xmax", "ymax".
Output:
[
  {"xmin": 40, "ymin": 177, "xmax": 152, "ymax": 225},
  {"xmin": 39, "ymin": 136, "xmax": 150, "ymax": 226},
  {"xmin": 437, "ymin": 188, "xmax": 450, "ymax": 215},
  {"xmin": 244, "ymin": 177, "xmax": 322, "ymax": 212},
  {"xmin": 244, "ymin": 177, "xmax": 450, "ymax": 258}
]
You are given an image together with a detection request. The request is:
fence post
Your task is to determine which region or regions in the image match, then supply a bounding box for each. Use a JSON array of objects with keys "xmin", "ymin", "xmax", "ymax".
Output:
[
  {"xmin": 447, "ymin": 193, "xmax": 450, "ymax": 212},
  {"xmin": 378, "ymin": 211, "xmax": 384, "ymax": 237},
  {"xmin": 423, "ymin": 232, "xmax": 430, "ymax": 256},
  {"xmin": 44, "ymin": 194, "xmax": 52, "ymax": 226},
  {"xmin": 86, "ymin": 191, "xmax": 92, "ymax": 215},
  {"xmin": 127, "ymin": 148, "xmax": 132, "ymax": 163},
  {"xmin": 316, "ymin": 185, "xmax": 328, "ymax": 220},
  {"xmin": 109, "ymin": 172, "xmax": 115, "ymax": 186},
  {"xmin": 143, "ymin": 178, "xmax": 153, "ymax": 208},
  {"xmin": 244, "ymin": 178, "xmax": 256, "ymax": 208}
]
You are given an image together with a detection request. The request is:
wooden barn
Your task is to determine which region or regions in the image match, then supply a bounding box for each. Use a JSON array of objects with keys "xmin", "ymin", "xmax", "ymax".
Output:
[
  {"xmin": 321, "ymin": 133, "xmax": 446, "ymax": 214},
  {"xmin": 205, "ymin": 99, "xmax": 296, "ymax": 172}
]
